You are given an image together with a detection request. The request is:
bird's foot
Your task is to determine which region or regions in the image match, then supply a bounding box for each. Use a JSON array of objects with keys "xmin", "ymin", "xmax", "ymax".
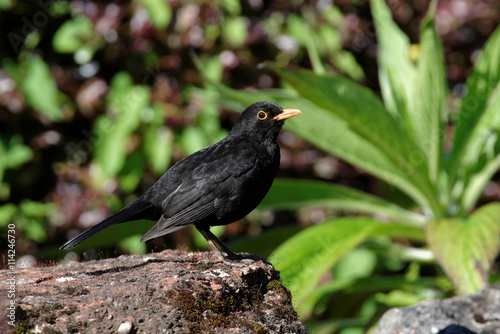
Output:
[{"xmin": 216, "ymin": 250, "xmax": 264, "ymax": 263}]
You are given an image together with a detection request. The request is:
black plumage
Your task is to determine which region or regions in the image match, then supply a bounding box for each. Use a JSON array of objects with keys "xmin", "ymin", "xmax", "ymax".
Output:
[{"xmin": 60, "ymin": 101, "xmax": 301, "ymax": 260}]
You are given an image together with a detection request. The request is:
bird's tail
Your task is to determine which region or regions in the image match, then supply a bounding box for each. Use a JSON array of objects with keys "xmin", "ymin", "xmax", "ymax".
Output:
[{"xmin": 60, "ymin": 200, "xmax": 154, "ymax": 251}]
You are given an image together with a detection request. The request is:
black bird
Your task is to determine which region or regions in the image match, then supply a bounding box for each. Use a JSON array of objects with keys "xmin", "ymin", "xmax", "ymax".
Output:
[{"xmin": 60, "ymin": 101, "xmax": 301, "ymax": 260}]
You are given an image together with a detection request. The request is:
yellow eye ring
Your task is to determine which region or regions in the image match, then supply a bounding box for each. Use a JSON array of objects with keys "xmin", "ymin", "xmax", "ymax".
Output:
[{"xmin": 257, "ymin": 111, "xmax": 268, "ymax": 120}]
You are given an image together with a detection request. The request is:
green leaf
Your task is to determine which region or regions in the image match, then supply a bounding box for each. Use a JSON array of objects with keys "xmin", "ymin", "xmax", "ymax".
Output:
[
  {"xmin": 459, "ymin": 78, "xmax": 500, "ymax": 213},
  {"xmin": 375, "ymin": 289, "xmax": 426, "ymax": 307},
  {"xmin": 139, "ymin": 0, "xmax": 172, "ymax": 29},
  {"xmin": 0, "ymin": 0, "xmax": 13, "ymax": 10},
  {"xmin": 94, "ymin": 72, "xmax": 150, "ymax": 179},
  {"xmin": 270, "ymin": 217, "xmax": 427, "ymax": 313},
  {"xmin": 448, "ymin": 24, "xmax": 500, "ymax": 190},
  {"xmin": 0, "ymin": 136, "xmax": 33, "ymax": 184},
  {"xmin": 19, "ymin": 200, "xmax": 55, "ymax": 217},
  {"xmin": 287, "ymin": 14, "xmax": 309, "ymax": 45},
  {"xmin": 0, "ymin": 204, "xmax": 17, "ymax": 227},
  {"xmin": 118, "ymin": 234, "xmax": 147, "ymax": 254},
  {"xmin": 144, "ymin": 126, "xmax": 173, "ymax": 175},
  {"xmin": 218, "ymin": 0, "xmax": 241, "ymax": 15},
  {"xmin": 270, "ymin": 218, "xmax": 380, "ymax": 307},
  {"xmin": 268, "ymin": 65, "xmax": 439, "ymax": 215},
  {"xmin": 305, "ymin": 30, "xmax": 326, "ymax": 75},
  {"xmin": 21, "ymin": 56, "xmax": 63, "ymax": 121},
  {"xmin": 119, "ymin": 150, "xmax": 145, "ymax": 192},
  {"xmin": 180, "ymin": 126, "xmax": 210, "ymax": 156},
  {"xmin": 221, "ymin": 17, "xmax": 247, "ymax": 48},
  {"xmin": 53, "ymin": 16, "xmax": 95, "ymax": 53},
  {"xmin": 260, "ymin": 179, "xmax": 425, "ymax": 227},
  {"xmin": 334, "ymin": 248, "xmax": 377, "ymax": 280},
  {"xmin": 371, "ymin": 0, "xmax": 416, "ymax": 118},
  {"xmin": 22, "ymin": 218, "xmax": 47, "ymax": 242},
  {"xmin": 413, "ymin": 1, "xmax": 447, "ymax": 183},
  {"xmin": 372, "ymin": 0, "xmax": 446, "ymax": 185},
  {"xmin": 142, "ymin": 103, "xmax": 173, "ymax": 174},
  {"xmin": 333, "ymin": 51, "xmax": 365, "ymax": 81},
  {"xmin": 427, "ymin": 202, "xmax": 500, "ymax": 294},
  {"xmin": 370, "ymin": 223, "xmax": 426, "ymax": 242}
]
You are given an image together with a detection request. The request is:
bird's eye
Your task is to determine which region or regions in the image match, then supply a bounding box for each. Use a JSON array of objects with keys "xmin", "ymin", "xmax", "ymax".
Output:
[{"xmin": 257, "ymin": 111, "xmax": 268, "ymax": 120}]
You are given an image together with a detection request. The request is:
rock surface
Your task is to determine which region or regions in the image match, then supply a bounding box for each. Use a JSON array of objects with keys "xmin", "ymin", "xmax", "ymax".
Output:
[
  {"xmin": 1, "ymin": 250, "xmax": 307, "ymax": 333},
  {"xmin": 372, "ymin": 286, "xmax": 500, "ymax": 334}
]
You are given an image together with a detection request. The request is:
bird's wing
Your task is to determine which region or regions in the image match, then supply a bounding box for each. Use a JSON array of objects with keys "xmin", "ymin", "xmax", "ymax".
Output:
[
  {"xmin": 141, "ymin": 141, "xmax": 257, "ymax": 241},
  {"xmin": 163, "ymin": 140, "xmax": 256, "ymax": 215}
]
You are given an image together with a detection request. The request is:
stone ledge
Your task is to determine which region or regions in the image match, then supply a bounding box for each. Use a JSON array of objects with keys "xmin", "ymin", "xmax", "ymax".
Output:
[{"xmin": 1, "ymin": 250, "xmax": 306, "ymax": 333}]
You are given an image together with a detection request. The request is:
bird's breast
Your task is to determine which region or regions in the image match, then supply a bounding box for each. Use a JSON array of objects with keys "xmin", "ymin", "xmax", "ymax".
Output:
[{"xmin": 213, "ymin": 144, "xmax": 280, "ymax": 224}]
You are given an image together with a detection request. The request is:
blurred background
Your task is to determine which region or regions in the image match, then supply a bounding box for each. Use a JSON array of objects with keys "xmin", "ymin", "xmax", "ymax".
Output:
[{"xmin": 1, "ymin": 0, "xmax": 500, "ymax": 332}]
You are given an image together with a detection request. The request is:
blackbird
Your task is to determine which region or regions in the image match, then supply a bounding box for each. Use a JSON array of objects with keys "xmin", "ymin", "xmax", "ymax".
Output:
[{"xmin": 60, "ymin": 101, "xmax": 301, "ymax": 260}]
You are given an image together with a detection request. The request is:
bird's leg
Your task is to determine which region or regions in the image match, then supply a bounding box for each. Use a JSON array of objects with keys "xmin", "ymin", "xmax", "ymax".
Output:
[{"xmin": 196, "ymin": 227, "xmax": 242, "ymax": 261}]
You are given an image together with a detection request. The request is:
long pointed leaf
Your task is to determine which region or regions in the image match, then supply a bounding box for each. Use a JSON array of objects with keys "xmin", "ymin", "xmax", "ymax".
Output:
[
  {"xmin": 414, "ymin": 1, "xmax": 447, "ymax": 183},
  {"xmin": 270, "ymin": 218, "xmax": 380, "ymax": 308},
  {"xmin": 460, "ymin": 80, "xmax": 500, "ymax": 213},
  {"xmin": 371, "ymin": 0, "xmax": 416, "ymax": 119},
  {"xmin": 269, "ymin": 65, "xmax": 439, "ymax": 215},
  {"xmin": 260, "ymin": 179, "xmax": 425, "ymax": 227},
  {"xmin": 448, "ymin": 25, "xmax": 500, "ymax": 189},
  {"xmin": 270, "ymin": 217, "xmax": 426, "ymax": 314}
]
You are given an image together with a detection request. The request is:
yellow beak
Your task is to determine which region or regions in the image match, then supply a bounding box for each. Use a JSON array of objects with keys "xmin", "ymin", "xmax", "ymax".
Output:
[{"xmin": 273, "ymin": 108, "xmax": 302, "ymax": 121}]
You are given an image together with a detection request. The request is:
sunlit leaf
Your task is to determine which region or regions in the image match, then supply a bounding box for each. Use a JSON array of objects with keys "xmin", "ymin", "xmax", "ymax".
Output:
[
  {"xmin": 94, "ymin": 72, "xmax": 150, "ymax": 179},
  {"xmin": 53, "ymin": 16, "xmax": 95, "ymax": 53},
  {"xmin": 180, "ymin": 126, "xmax": 210, "ymax": 156},
  {"xmin": 413, "ymin": 1, "xmax": 447, "ymax": 183},
  {"xmin": 19, "ymin": 200, "xmax": 55, "ymax": 217},
  {"xmin": 448, "ymin": 24, "xmax": 500, "ymax": 192},
  {"xmin": 0, "ymin": 0, "xmax": 13, "ymax": 10},
  {"xmin": 270, "ymin": 218, "xmax": 380, "ymax": 308},
  {"xmin": 459, "ymin": 80, "xmax": 500, "ymax": 213},
  {"xmin": 21, "ymin": 218, "xmax": 47, "ymax": 242},
  {"xmin": 222, "ymin": 17, "xmax": 247, "ymax": 48},
  {"xmin": 140, "ymin": 0, "xmax": 172, "ymax": 29},
  {"xmin": 144, "ymin": 126, "xmax": 173, "ymax": 175},
  {"xmin": 118, "ymin": 234, "xmax": 147, "ymax": 254},
  {"xmin": 218, "ymin": 0, "xmax": 241, "ymax": 15},
  {"xmin": 270, "ymin": 217, "xmax": 427, "ymax": 314},
  {"xmin": 21, "ymin": 56, "xmax": 63, "ymax": 121},
  {"xmin": 375, "ymin": 289, "xmax": 426, "ymax": 307},
  {"xmin": 334, "ymin": 248, "xmax": 377, "ymax": 280},
  {"xmin": 0, "ymin": 204, "xmax": 17, "ymax": 227},
  {"xmin": 268, "ymin": 64, "xmax": 439, "ymax": 215},
  {"xmin": 260, "ymin": 179, "xmax": 425, "ymax": 227},
  {"xmin": 427, "ymin": 202, "xmax": 500, "ymax": 294},
  {"xmin": 0, "ymin": 136, "xmax": 33, "ymax": 179},
  {"xmin": 371, "ymin": 0, "xmax": 416, "ymax": 119}
]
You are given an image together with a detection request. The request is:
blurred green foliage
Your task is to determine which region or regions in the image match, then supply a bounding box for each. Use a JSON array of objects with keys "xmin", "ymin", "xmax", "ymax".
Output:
[{"xmin": 1, "ymin": 0, "xmax": 500, "ymax": 332}]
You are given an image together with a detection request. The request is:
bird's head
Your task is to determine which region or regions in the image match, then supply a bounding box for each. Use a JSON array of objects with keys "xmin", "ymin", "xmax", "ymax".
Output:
[{"xmin": 231, "ymin": 101, "xmax": 301, "ymax": 142}]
